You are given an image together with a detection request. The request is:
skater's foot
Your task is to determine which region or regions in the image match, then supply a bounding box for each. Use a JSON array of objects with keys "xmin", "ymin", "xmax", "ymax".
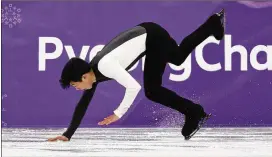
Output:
[
  {"xmin": 183, "ymin": 113, "xmax": 211, "ymax": 140},
  {"xmin": 206, "ymin": 9, "xmax": 225, "ymax": 40},
  {"xmin": 182, "ymin": 107, "xmax": 211, "ymax": 140}
]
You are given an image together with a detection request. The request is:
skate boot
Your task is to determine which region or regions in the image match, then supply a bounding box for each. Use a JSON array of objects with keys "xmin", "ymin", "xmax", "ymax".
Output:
[
  {"xmin": 181, "ymin": 105, "xmax": 212, "ymax": 140},
  {"xmin": 206, "ymin": 9, "xmax": 226, "ymax": 40}
]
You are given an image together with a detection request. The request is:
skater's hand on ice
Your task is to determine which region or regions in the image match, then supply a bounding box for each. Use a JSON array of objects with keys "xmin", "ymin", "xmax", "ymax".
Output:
[
  {"xmin": 47, "ymin": 135, "xmax": 69, "ymax": 142},
  {"xmin": 98, "ymin": 114, "xmax": 120, "ymax": 125}
]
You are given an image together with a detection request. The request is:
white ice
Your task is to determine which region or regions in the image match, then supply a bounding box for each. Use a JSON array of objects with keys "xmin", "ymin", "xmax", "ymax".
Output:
[{"xmin": 2, "ymin": 128, "xmax": 272, "ymax": 157}]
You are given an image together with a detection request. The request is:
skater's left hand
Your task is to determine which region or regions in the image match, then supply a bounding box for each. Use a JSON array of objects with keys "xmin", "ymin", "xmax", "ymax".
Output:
[{"xmin": 98, "ymin": 114, "xmax": 120, "ymax": 125}]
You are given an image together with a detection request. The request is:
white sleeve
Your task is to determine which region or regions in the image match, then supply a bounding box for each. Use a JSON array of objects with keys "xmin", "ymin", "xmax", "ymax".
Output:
[{"xmin": 98, "ymin": 56, "xmax": 141, "ymax": 118}]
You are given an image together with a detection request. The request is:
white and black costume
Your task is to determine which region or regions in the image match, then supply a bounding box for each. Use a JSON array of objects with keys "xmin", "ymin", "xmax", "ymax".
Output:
[{"xmin": 62, "ymin": 11, "xmax": 225, "ymax": 140}]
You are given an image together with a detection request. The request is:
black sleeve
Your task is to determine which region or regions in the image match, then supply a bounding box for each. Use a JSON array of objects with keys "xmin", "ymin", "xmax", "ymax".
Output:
[{"xmin": 62, "ymin": 83, "xmax": 98, "ymax": 140}]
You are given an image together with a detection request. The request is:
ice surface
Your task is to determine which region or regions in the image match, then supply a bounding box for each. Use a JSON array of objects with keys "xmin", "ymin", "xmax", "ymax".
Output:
[{"xmin": 2, "ymin": 128, "xmax": 272, "ymax": 157}]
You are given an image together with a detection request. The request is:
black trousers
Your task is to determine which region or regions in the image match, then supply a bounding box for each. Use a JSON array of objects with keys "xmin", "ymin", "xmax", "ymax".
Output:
[{"xmin": 139, "ymin": 21, "xmax": 212, "ymax": 116}]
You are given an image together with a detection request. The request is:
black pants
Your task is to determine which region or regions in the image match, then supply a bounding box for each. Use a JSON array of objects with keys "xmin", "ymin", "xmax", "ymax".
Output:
[{"xmin": 139, "ymin": 21, "xmax": 212, "ymax": 116}]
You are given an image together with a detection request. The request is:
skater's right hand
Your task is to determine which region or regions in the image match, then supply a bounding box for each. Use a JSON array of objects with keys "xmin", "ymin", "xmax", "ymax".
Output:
[{"xmin": 47, "ymin": 135, "xmax": 69, "ymax": 142}]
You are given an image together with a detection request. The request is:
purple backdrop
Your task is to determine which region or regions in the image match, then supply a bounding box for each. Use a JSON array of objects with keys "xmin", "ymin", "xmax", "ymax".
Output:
[{"xmin": 2, "ymin": 1, "xmax": 272, "ymax": 128}]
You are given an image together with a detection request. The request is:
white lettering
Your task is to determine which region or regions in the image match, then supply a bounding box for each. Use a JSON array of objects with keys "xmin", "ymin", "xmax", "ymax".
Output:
[
  {"xmin": 38, "ymin": 37, "xmax": 63, "ymax": 71},
  {"xmin": 225, "ymin": 35, "xmax": 248, "ymax": 71},
  {"xmin": 196, "ymin": 36, "xmax": 222, "ymax": 71},
  {"xmin": 250, "ymin": 45, "xmax": 272, "ymax": 70}
]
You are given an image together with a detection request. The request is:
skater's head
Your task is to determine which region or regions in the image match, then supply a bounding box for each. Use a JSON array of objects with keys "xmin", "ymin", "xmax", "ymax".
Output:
[{"xmin": 59, "ymin": 57, "xmax": 96, "ymax": 90}]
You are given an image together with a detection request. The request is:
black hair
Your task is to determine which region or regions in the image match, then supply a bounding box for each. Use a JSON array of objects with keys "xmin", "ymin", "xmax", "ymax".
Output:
[{"xmin": 59, "ymin": 57, "xmax": 91, "ymax": 89}]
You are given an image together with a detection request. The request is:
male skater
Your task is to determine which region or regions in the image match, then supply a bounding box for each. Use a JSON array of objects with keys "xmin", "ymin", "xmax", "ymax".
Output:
[{"xmin": 47, "ymin": 9, "xmax": 225, "ymax": 142}]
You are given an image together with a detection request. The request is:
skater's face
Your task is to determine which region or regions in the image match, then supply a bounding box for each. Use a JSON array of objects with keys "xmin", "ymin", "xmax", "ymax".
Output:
[{"xmin": 70, "ymin": 73, "xmax": 95, "ymax": 90}]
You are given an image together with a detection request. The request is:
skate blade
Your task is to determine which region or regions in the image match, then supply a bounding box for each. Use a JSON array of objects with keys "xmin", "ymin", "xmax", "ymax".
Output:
[
  {"xmin": 215, "ymin": 8, "xmax": 226, "ymax": 40},
  {"xmin": 184, "ymin": 113, "xmax": 212, "ymax": 140},
  {"xmin": 215, "ymin": 9, "xmax": 225, "ymax": 27},
  {"xmin": 216, "ymin": 8, "xmax": 225, "ymax": 17},
  {"xmin": 222, "ymin": 9, "xmax": 226, "ymax": 35},
  {"xmin": 219, "ymin": 9, "xmax": 226, "ymax": 37}
]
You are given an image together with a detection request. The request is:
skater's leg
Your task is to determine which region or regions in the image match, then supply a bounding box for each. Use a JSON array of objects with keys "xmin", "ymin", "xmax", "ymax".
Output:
[
  {"xmin": 143, "ymin": 50, "xmax": 202, "ymax": 116},
  {"xmin": 169, "ymin": 9, "xmax": 225, "ymax": 66}
]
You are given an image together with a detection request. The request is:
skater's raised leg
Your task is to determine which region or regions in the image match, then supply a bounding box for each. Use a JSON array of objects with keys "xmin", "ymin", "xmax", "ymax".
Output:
[{"xmin": 169, "ymin": 9, "xmax": 225, "ymax": 66}]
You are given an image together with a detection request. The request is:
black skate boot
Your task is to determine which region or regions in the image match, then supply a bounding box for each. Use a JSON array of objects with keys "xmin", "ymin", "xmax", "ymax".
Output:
[
  {"xmin": 206, "ymin": 9, "xmax": 225, "ymax": 40},
  {"xmin": 181, "ymin": 105, "xmax": 212, "ymax": 140}
]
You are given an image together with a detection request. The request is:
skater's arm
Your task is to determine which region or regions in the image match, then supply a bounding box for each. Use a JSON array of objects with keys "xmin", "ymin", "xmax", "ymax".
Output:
[
  {"xmin": 62, "ymin": 83, "xmax": 98, "ymax": 140},
  {"xmin": 98, "ymin": 57, "xmax": 141, "ymax": 118}
]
